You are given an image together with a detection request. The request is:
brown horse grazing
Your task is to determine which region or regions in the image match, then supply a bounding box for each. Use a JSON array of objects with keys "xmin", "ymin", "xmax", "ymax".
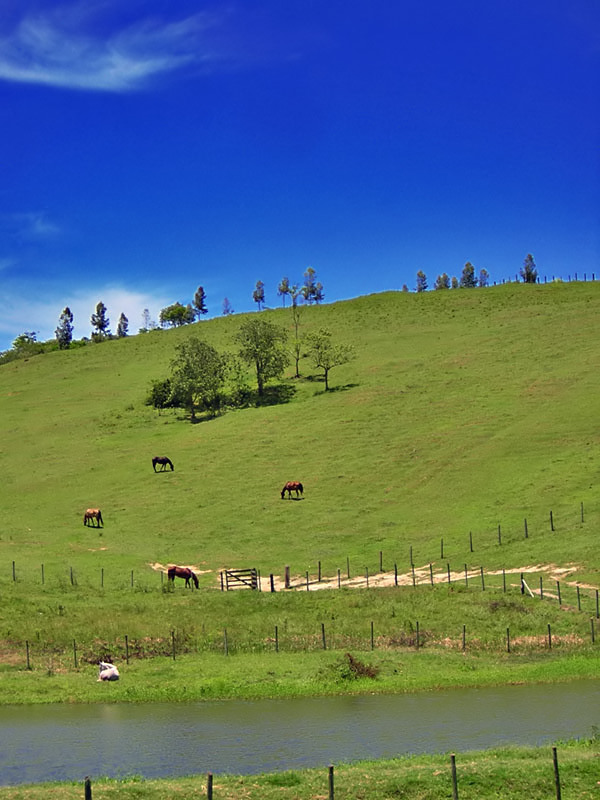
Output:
[
  {"xmin": 167, "ymin": 565, "xmax": 199, "ymax": 589},
  {"xmin": 281, "ymin": 481, "xmax": 304, "ymax": 499},
  {"xmin": 84, "ymin": 508, "xmax": 103, "ymax": 527},
  {"xmin": 153, "ymin": 456, "xmax": 174, "ymax": 472}
]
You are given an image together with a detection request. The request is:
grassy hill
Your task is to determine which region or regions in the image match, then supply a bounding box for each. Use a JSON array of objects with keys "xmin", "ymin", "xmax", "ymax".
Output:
[{"xmin": 1, "ymin": 282, "xmax": 599, "ymax": 583}]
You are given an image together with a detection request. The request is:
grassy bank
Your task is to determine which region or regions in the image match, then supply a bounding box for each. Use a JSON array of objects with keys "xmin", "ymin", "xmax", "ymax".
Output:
[{"xmin": 1, "ymin": 737, "xmax": 598, "ymax": 798}]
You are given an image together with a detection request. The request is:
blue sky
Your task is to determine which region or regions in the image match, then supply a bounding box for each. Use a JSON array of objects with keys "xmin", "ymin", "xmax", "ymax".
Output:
[{"xmin": 0, "ymin": 0, "xmax": 598, "ymax": 349}]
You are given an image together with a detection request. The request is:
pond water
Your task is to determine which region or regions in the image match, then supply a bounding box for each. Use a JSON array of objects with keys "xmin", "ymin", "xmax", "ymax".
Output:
[{"xmin": 1, "ymin": 680, "xmax": 599, "ymax": 786}]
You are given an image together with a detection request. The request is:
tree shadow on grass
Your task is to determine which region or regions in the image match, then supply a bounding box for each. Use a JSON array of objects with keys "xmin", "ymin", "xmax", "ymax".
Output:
[
  {"xmin": 256, "ymin": 382, "xmax": 297, "ymax": 406},
  {"xmin": 313, "ymin": 382, "xmax": 359, "ymax": 395}
]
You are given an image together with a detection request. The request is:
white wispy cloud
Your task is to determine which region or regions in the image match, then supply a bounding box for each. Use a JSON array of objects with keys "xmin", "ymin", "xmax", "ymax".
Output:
[
  {"xmin": 0, "ymin": 5, "xmax": 223, "ymax": 92},
  {"xmin": 3, "ymin": 211, "xmax": 61, "ymax": 240},
  {"xmin": 0, "ymin": 285, "xmax": 171, "ymax": 350}
]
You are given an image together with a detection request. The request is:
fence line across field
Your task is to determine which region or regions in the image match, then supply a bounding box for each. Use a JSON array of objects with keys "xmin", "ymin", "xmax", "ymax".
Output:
[{"xmin": 81, "ymin": 745, "xmax": 567, "ymax": 799}]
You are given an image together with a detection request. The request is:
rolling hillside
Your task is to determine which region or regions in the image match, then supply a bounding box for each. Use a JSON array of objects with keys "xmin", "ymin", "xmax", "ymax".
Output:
[{"xmin": 1, "ymin": 282, "xmax": 599, "ymax": 586}]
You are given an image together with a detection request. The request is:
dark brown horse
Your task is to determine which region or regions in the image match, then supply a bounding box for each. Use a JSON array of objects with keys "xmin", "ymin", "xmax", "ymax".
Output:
[
  {"xmin": 281, "ymin": 481, "xmax": 304, "ymax": 499},
  {"xmin": 153, "ymin": 456, "xmax": 174, "ymax": 472},
  {"xmin": 83, "ymin": 508, "xmax": 103, "ymax": 527},
  {"xmin": 167, "ymin": 565, "xmax": 199, "ymax": 588}
]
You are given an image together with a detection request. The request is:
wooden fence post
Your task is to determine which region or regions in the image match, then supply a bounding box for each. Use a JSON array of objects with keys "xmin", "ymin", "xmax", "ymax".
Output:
[
  {"xmin": 370, "ymin": 621, "xmax": 374, "ymax": 650},
  {"xmin": 318, "ymin": 561, "xmax": 322, "ymax": 582},
  {"xmin": 462, "ymin": 624, "xmax": 466, "ymax": 652},
  {"xmin": 410, "ymin": 545, "xmax": 413, "ymax": 566},
  {"xmin": 416, "ymin": 620, "xmax": 420, "ymax": 650},
  {"xmin": 502, "ymin": 569, "xmax": 506, "ymax": 592},
  {"xmin": 469, "ymin": 531, "xmax": 473, "ymax": 552},
  {"xmin": 430, "ymin": 563, "xmax": 434, "ymax": 586},
  {"xmin": 172, "ymin": 630, "xmax": 176, "ymax": 660},
  {"xmin": 328, "ymin": 764, "xmax": 335, "ymax": 800},
  {"xmin": 84, "ymin": 776, "xmax": 92, "ymax": 800},
  {"xmin": 270, "ymin": 574, "xmax": 275, "ymax": 593},
  {"xmin": 12, "ymin": 561, "xmax": 15, "ymax": 581},
  {"xmin": 540, "ymin": 575, "xmax": 544, "ymax": 600},
  {"xmin": 131, "ymin": 570, "xmax": 134, "ymax": 587},
  {"xmin": 596, "ymin": 589, "xmax": 599, "ymax": 619},
  {"xmin": 70, "ymin": 566, "xmax": 75, "ymax": 586},
  {"xmin": 447, "ymin": 563, "xmax": 451, "ymax": 584},
  {"xmin": 275, "ymin": 625, "xmax": 279, "ymax": 652},
  {"xmin": 577, "ymin": 585, "xmax": 581, "ymax": 611},
  {"xmin": 379, "ymin": 550, "xmax": 383, "ymax": 572},
  {"xmin": 497, "ymin": 524, "xmax": 501, "ymax": 545},
  {"xmin": 464, "ymin": 564, "xmax": 468, "ymax": 586},
  {"xmin": 26, "ymin": 640, "xmax": 31, "ymax": 670},
  {"xmin": 306, "ymin": 571, "xmax": 309, "ymax": 591},
  {"xmin": 285, "ymin": 566, "xmax": 290, "ymax": 589},
  {"xmin": 223, "ymin": 629, "xmax": 228, "ymax": 656},
  {"xmin": 480, "ymin": 566, "xmax": 485, "ymax": 591},
  {"xmin": 347, "ymin": 557, "xmax": 350, "ymax": 580},
  {"xmin": 365, "ymin": 567, "xmax": 369, "ymax": 588},
  {"xmin": 450, "ymin": 753, "xmax": 459, "ymax": 800},
  {"xmin": 552, "ymin": 746, "xmax": 562, "ymax": 800},
  {"xmin": 440, "ymin": 538, "xmax": 444, "ymax": 560},
  {"xmin": 73, "ymin": 639, "xmax": 78, "ymax": 669},
  {"xmin": 550, "ymin": 510, "xmax": 555, "ymax": 531},
  {"xmin": 207, "ymin": 771, "xmax": 213, "ymax": 800},
  {"xmin": 547, "ymin": 623, "xmax": 552, "ymax": 650},
  {"xmin": 338, "ymin": 569, "xmax": 341, "ymax": 588},
  {"xmin": 524, "ymin": 518, "xmax": 528, "ymax": 538},
  {"xmin": 556, "ymin": 581, "xmax": 562, "ymax": 606},
  {"xmin": 41, "ymin": 564, "xmax": 44, "ymax": 585},
  {"xmin": 101, "ymin": 568, "xmax": 104, "ymax": 588},
  {"xmin": 321, "ymin": 622, "xmax": 327, "ymax": 650},
  {"xmin": 581, "ymin": 501, "xmax": 584, "ymax": 523},
  {"xmin": 394, "ymin": 563, "xmax": 398, "ymax": 586},
  {"xmin": 125, "ymin": 635, "xmax": 129, "ymax": 665},
  {"xmin": 590, "ymin": 618, "xmax": 595, "ymax": 644},
  {"xmin": 411, "ymin": 564, "xmax": 416, "ymax": 587}
]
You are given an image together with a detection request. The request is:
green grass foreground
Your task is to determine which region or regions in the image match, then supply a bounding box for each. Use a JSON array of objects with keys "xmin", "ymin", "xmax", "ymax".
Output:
[{"xmin": 0, "ymin": 738, "xmax": 598, "ymax": 799}]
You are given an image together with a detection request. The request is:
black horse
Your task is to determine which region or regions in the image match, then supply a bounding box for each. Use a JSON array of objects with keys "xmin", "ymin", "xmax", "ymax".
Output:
[{"xmin": 152, "ymin": 456, "xmax": 174, "ymax": 472}]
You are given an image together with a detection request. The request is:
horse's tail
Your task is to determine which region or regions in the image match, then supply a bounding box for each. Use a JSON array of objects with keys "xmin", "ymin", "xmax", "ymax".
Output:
[
  {"xmin": 191, "ymin": 570, "xmax": 199, "ymax": 588},
  {"xmin": 168, "ymin": 458, "xmax": 174, "ymax": 471},
  {"xmin": 97, "ymin": 510, "xmax": 103, "ymax": 526},
  {"xmin": 298, "ymin": 483, "xmax": 304, "ymax": 494}
]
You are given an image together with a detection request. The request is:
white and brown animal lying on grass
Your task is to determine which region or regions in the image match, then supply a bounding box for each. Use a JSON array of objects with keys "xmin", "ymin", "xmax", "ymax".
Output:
[{"xmin": 97, "ymin": 661, "xmax": 119, "ymax": 681}]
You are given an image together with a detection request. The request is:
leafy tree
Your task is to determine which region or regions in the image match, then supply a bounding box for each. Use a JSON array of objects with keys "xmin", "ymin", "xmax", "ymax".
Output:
[
  {"xmin": 305, "ymin": 328, "xmax": 355, "ymax": 391},
  {"xmin": 193, "ymin": 286, "xmax": 208, "ymax": 318},
  {"xmin": 401, "ymin": 284, "xmax": 409, "ymax": 292},
  {"xmin": 416, "ymin": 270, "xmax": 427, "ymax": 292},
  {"xmin": 55, "ymin": 307, "xmax": 74, "ymax": 349},
  {"xmin": 252, "ymin": 280, "xmax": 266, "ymax": 310},
  {"xmin": 520, "ymin": 253, "xmax": 538, "ymax": 283},
  {"xmin": 434, "ymin": 274, "xmax": 450, "ymax": 290},
  {"xmin": 277, "ymin": 277, "xmax": 290, "ymax": 307},
  {"xmin": 12, "ymin": 331, "xmax": 40, "ymax": 352},
  {"xmin": 116, "ymin": 313, "xmax": 129, "ymax": 337},
  {"xmin": 222, "ymin": 297, "xmax": 234, "ymax": 315},
  {"xmin": 301, "ymin": 267, "xmax": 323, "ymax": 304},
  {"xmin": 169, "ymin": 337, "xmax": 227, "ymax": 421},
  {"xmin": 479, "ymin": 268, "xmax": 490, "ymax": 287},
  {"xmin": 451, "ymin": 276, "xmax": 459, "ymax": 289},
  {"xmin": 459, "ymin": 262, "xmax": 478, "ymax": 288},
  {"xmin": 91, "ymin": 302, "xmax": 110, "ymax": 340},
  {"xmin": 146, "ymin": 377, "xmax": 174, "ymax": 414},
  {"xmin": 235, "ymin": 316, "xmax": 289, "ymax": 397},
  {"xmin": 159, "ymin": 302, "xmax": 195, "ymax": 327}
]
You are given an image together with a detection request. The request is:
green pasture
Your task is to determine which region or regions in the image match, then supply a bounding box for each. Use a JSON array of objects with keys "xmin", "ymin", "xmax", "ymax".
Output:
[
  {"xmin": 1, "ymin": 737, "xmax": 598, "ymax": 799},
  {"xmin": 1, "ymin": 281, "xmax": 600, "ymax": 702}
]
